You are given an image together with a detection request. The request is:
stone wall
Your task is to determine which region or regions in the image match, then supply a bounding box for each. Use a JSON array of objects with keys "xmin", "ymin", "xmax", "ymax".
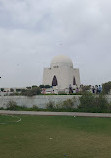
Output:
[
  {"xmin": 0, "ymin": 95, "xmax": 111, "ymax": 109},
  {"xmin": 0, "ymin": 95, "xmax": 81, "ymax": 109}
]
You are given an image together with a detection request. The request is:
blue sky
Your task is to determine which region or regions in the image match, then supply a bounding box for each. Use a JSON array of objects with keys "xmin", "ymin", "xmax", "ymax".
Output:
[{"xmin": 0, "ymin": 0, "xmax": 111, "ymax": 87}]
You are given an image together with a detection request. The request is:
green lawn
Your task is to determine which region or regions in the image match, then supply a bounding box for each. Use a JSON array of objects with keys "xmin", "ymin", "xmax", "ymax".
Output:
[{"xmin": 0, "ymin": 115, "xmax": 111, "ymax": 158}]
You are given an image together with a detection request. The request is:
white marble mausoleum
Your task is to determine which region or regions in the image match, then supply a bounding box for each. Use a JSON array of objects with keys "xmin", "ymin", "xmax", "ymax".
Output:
[{"xmin": 43, "ymin": 55, "xmax": 80, "ymax": 91}]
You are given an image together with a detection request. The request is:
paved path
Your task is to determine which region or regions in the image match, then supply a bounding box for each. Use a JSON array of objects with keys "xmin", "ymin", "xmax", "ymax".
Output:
[{"xmin": 0, "ymin": 110, "xmax": 111, "ymax": 118}]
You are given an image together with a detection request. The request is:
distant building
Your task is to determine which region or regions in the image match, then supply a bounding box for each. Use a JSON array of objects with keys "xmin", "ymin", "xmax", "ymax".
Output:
[{"xmin": 43, "ymin": 55, "xmax": 80, "ymax": 92}]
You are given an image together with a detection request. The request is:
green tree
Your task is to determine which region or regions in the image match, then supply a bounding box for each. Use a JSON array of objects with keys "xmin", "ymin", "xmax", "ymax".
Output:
[
  {"xmin": 39, "ymin": 85, "xmax": 51, "ymax": 89},
  {"xmin": 24, "ymin": 87, "xmax": 41, "ymax": 96},
  {"xmin": 39, "ymin": 85, "xmax": 45, "ymax": 88},
  {"xmin": 1, "ymin": 88, "xmax": 4, "ymax": 92},
  {"xmin": 32, "ymin": 85, "xmax": 37, "ymax": 89},
  {"xmin": 31, "ymin": 87, "xmax": 41, "ymax": 95},
  {"xmin": 26, "ymin": 87, "xmax": 31, "ymax": 90},
  {"xmin": 102, "ymin": 81, "xmax": 111, "ymax": 94},
  {"xmin": 44, "ymin": 85, "xmax": 51, "ymax": 88},
  {"xmin": 10, "ymin": 88, "xmax": 14, "ymax": 92},
  {"xmin": 16, "ymin": 89, "xmax": 22, "ymax": 92}
]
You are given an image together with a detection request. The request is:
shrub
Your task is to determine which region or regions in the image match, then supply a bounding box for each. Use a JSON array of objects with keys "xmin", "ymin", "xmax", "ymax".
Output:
[
  {"xmin": 61, "ymin": 99, "xmax": 74, "ymax": 109},
  {"xmin": 7, "ymin": 101, "xmax": 18, "ymax": 110},
  {"xmin": 81, "ymin": 85, "xmax": 91, "ymax": 93},
  {"xmin": 95, "ymin": 94, "xmax": 108, "ymax": 112},
  {"xmin": 46, "ymin": 101, "xmax": 55, "ymax": 110},
  {"xmin": 9, "ymin": 92, "xmax": 20, "ymax": 96},
  {"xmin": 79, "ymin": 92, "xmax": 95, "ymax": 111},
  {"xmin": 26, "ymin": 87, "xmax": 31, "ymax": 90},
  {"xmin": 21, "ymin": 87, "xmax": 41, "ymax": 96},
  {"xmin": 58, "ymin": 91, "xmax": 67, "ymax": 95},
  {"xmin": 79, "ymin": 92, "xmax": 109, "ymax": 112},
  {"xmin": 32, "ymin": 105, "xmax": 39, "ymax": 110},
  {"xmin": 31, "ymin": 87, "xmax": 41, "ymax": 95}
]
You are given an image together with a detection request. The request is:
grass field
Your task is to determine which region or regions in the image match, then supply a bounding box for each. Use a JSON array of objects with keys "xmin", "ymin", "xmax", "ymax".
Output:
[{"xmin": 0, "ymin": 115, "xmax": 111, "ymax": 158}]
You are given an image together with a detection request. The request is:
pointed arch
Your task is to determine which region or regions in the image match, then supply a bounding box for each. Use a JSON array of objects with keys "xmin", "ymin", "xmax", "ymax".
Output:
[
  {"xmin": 52, "ymin": 75, "xmax": 58, "ymax": 86},
  {"xmin": 73, "ymin": 77, "xmax": 76, "ymax": 85}
]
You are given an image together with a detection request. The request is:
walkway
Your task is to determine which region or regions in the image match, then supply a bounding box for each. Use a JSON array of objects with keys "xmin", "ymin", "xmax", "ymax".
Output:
[{"xmin": 0, "ymin": 110, "xmax": 111, "ymax": 118}]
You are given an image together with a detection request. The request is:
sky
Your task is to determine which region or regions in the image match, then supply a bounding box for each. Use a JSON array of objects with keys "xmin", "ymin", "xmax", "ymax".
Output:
[{"xmin": 0, "ymin": 0, "xmax": 111, "ymax": 88}]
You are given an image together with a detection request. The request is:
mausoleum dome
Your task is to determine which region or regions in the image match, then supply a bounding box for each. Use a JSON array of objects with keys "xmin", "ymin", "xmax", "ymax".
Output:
[{"xmin": 50, "ymin": 55, "xmax": 73, "ymax": 68}]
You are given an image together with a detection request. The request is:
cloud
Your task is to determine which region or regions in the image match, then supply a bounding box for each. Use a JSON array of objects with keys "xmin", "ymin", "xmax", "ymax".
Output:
[{"xmin": 0, "ymin": 0, "xmax": 111, "ymax": 87}]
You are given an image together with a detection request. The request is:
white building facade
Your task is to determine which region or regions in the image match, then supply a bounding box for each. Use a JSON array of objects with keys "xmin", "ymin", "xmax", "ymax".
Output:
[{"xmin": 43, "ymin": 55, "xmax": 80, "ymax": 91}]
